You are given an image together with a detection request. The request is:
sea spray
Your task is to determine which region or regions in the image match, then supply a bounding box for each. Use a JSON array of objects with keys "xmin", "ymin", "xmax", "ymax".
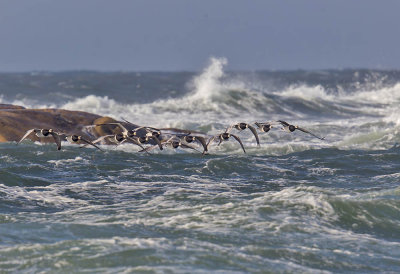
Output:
[{"xmin": 2, "ymin": 65, "xmax": 400, "ymax": 271}]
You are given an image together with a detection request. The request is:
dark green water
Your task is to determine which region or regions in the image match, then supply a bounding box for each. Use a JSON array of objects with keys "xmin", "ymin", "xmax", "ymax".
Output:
[{"xmin": 1, "ymin": 60, "xmax": 400, "ymax": 272}]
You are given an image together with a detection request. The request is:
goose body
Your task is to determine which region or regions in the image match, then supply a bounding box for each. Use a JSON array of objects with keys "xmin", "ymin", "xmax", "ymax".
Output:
[
  {"xmin": 17, "ymin": 128, "xmax": 62, "ymax": 150},
  {"xmin": 254, "ymin": 122, "xmax": 274, "ymax": 133},
  {"xmin": 277, "ymin": 120, "xmax": 325, "ymax": 140},
  {"xmin": 207, "ymin": 132, "xmax": 246, "ymax": 154},
  {"xmin": 226, "ymin": 123, "xmax": 260, "ymax": 146},
  {"xmin": 66, "ymin": 134, "xmax": 103, "ymax": 150}
]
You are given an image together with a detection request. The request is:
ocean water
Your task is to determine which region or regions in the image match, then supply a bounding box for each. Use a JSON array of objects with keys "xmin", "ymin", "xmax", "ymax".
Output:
[{"xmin": 1, "ymin": 58, "xmax": 400, "ymax": 272}]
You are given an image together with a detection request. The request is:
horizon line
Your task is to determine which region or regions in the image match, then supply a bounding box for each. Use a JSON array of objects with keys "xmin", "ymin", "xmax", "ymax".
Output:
[{"xmin": 0, "ymin": 67, "xmax": 399, "ymax": 74}]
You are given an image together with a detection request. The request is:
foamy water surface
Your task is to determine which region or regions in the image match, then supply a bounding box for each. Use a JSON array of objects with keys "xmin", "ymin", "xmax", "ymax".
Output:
[{"xmin": 1, "ymin": 59, "xmax": 400, "ymax": 272}]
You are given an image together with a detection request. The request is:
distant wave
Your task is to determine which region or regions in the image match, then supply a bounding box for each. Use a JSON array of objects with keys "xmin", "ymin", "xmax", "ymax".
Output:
[
  {"xmin": 58, "ymin": 58, "xmax": 400, "ymax": 126},
  {"xmin": 2, "ymin": 57, "xmax": 400, "ymax": 151}
]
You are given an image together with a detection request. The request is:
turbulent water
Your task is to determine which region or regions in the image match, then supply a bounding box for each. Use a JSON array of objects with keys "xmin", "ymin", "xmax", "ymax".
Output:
[{"xmin": 1, "ymin": 58, "xmax": 400, "ymax": 272}]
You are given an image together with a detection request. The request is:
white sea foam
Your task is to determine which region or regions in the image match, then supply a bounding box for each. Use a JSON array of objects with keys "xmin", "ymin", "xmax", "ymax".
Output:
[
  {"xmin": 277, "ymin": 84, "xmax": 335, "ymax": 101},
  {"xmin": 261, "ymin": 186, "xmax": 336, "ymax": 216},
  {"xmin": 189, "ymin": 57, "xmax": 229, "ymax": 101},
  {"xmin": 0, "ymin": 184, "xmax": 88, "ymax": 207},
  {"xmin": 55, "ymin": 58, "xmax": 274, "ymax": 128},
  {"xmin": 0, "ymin": 94, "xmax": 56, "ymax": 110},
  {"xmin": 48, "ymin": 156, "xmax": 88, "ymax": 167},
  {"xmin": 2, "ymin": 57, "xmax": 400, "ymax": 151},
  {"xmin": 0, "ymin": 155, "xmax": 17, "ymax": 163},
  {"xmin": 342, "ymin": 83, "xmax": 400, "ymax": 104},
  {"xmin": 55, "ymin": 64, "xmax": 398, "ymax": 151},
  {"xmin": 277, "ymin": 81, "xmax": 400, "ymax": 106}
]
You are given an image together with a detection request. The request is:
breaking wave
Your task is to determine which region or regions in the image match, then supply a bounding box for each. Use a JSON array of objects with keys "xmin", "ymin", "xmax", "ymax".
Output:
[{"xmin": 1, "ymin": 57, "xmax": 400, "ymax": 150}]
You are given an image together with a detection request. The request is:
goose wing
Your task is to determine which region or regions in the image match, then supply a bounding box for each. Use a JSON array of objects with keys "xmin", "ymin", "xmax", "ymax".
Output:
[
  {"xmin": 140, "ymin": 137, "xmax": 176, "ymax": 153},
  {"xmin": 126, "ymin": 136, "xmax": 146, "ymax": 150},
  {"xmin": 138, "ymin": 144, "xmax": 159, "ymax": 154},
  {"xmin": 150, "ymin": 136, "xmax": 163, "ymax": 150},
  {"xmin": 225, "ymin": 124, "xmax": 235, "ymax": 133},
  {"xmin": 80, "ymin": 137, "xmax": 103, "ymax": 150},
  {"xmin": 96, "ymin": 123, "xmax": 128, "ymax": 134},
  {"xmin": 230, "ymin": 134, "xmax": 246, "ymax": 154},
  {"xmin": 194, "ymin": 136, "xmax": 208, "ymax": 153},
  {"xmin": 206, "ymin": 135, "xmax": 218, "ymax": 150},
  {"xmin": 113, "ymin": 139, "xmax": 128, "ymax": 149},
  {"xmin": 277, "ymin": 120, "xmax": 290, "ymax": 127},
  {"xmin": 247, "ymin": 125, "xmax": 260, "ymax": 146},
  {"xmin": 17, "ymin": 129, "xmax": 36, "ymax": 145},
  {"xmin": 121, "ymin": 118, "xmax": 139, "ymax": 127},
  {"xmin": 296, "ymin": 127, "xmax": 325, "ymax": 140},
  {"xmin": 92, "ymin": 135, "xmax": 114, "ymax": 145},
  {"xmin": 146, "ymin": 126, "xmax": 162, "ymax": 134},
  {"xmin": 121, "ymin": 118, "xmax": 149, "ymax": 132},
  {"xmin": 50, "ymin": 132, "xmax": 62, "ymax": 150},
  {"xmin": 180, "ymin": 143, "xmax": 202, "ymax": 153},
  {"xmin": 255, "ymin": 121, "xmax": 275, "ymax": 128}
]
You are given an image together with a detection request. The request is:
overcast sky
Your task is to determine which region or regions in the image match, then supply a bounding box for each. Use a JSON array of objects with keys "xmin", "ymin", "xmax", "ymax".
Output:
[{"xmin": 0, "ymin": 0, "xmax": 399, "ymax": 71}]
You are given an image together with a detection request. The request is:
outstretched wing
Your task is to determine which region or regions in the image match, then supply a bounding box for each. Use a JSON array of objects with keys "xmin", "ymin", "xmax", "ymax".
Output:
[
  {"xmin": 95, "ymin": 123, "xmax": 128, "ymax": 134},
  {"xmin": 247, "ymin": 125, "xmax": 260, "ymax": 146},
  {"xmin": 138, "ymin": 144, "xmax": 159, "ymax": 154},
  {"xmin": 194, "ymin": 136, "xmax": 208, "ymax": 153},
  {"xmin": 180, "ymin": 143, "xmax": 202, "ymax": 153},
  {"xmin": 255, "ymin": 121, "xmax": 276, "ymax": 127},
  {"xmin": 151, "ymin": 136, "xmax": 163, "ymax": 150},
  {"xmin": 146, "ymin": 126, "xmax": 162, "ymax": 134},
  {"xmin": 140, "ymin": 136, "xmax": 176, "ymax": 153},
  {"xmin": 225, "ymin": 124, "xmax": 235, "ymax": 133},
  {"xmin": 121, "ymin": 118, "xmax": 139, "ymax": 127},
  {"xmin": 296, "ymin": 127, "xmax": 325, "ymax": 140},
  {"xmin": 92, "ymin": 135, "xmax": 114, "ymax": 145},
  {"xmin": 17, "ymin": 129, "xmax": 36, "ymax": 145},
  {"xmin": 50, "ymin": 132, "xmax": 62, "ymax": 150},
  {"xmin": 122, "ymin": 118, "xmax": 150, "ymax": 132},
  {"xmin": 277, "ymin": 120, "xmax": 290, "ymax": 127},
  {"xmin": 113, "ymin": 139, "xmax": 128, "ymax": 149},
  {"xmin": 206, "ymin": 135, "xmax": 218, "ymax": 150},
  {"xmin": 80, "ymin": 137, "xmax": 103, "ymax": 151},
  {"xmin": 163, "ymin": 136, "xmax": 176, "ymax": 143},
  {"xmin": 126, "ymin": 136, "xmax": 146, "ymax": 150},
  {"xmin": 230, "ymin": 134, "xmax": 246, "ymax": 154}
]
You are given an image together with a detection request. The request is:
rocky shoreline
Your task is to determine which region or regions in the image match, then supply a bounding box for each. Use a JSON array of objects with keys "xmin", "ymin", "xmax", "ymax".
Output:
[
  {"xmin": 0, "ymin": 104, "xmax": 200, "ymax": 148},
  {"xmin": 0, "ymin": 104, "xmax": 117, "ymax": 143}
]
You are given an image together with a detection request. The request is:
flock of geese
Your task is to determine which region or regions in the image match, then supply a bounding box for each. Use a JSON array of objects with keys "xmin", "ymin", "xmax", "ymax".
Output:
[{"xmin": 17, "ymin": 119, "xmax": 325, "ymax": 154}]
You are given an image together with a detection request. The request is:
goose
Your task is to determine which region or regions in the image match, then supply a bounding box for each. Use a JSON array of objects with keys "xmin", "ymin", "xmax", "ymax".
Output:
[
  {"xmin": 95, "ymin": 122, "xmax": 163, "ymax": 150},
  {"xmin": 91, "ymin": 133, "xmax": 147, "ymax": 151},
  {"xmin": 254, "ymin": 122, "xmax": 274, "ymax": 133},
  {"xmin": 17, "ymin": 128, "xmax": 62, "ymax": 150},
  {"xmin": 207, "ymin": 132, "xmax": 246, "ymax": 154},
  {"xmin": 174, "ymin": 133, "xmax": 208, "ymax": 154},
  {"xmin": 66, "ymin": 134, "xmax": 103, "ymax": 150},
  {"xmin": 139, "ymin": 136, "xmax": 201, "ymax": 153},
  {"xmin": 225, "ymin": 122, "xmax": 260, "ymax": 146},
  {"xmin": 277, "ymin": 120, "xmax": 325, "ymax": 140}
]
